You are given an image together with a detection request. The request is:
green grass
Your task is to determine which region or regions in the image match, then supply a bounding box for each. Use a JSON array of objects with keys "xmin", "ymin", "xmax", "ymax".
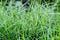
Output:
[{"xmin": 0, "ymin": 0, "xmax": 60, "ymax": 40}]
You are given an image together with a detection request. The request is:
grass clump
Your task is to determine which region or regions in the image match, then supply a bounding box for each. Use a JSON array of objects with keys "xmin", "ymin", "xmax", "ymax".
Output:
[{"xmin": 0, "ymin": 0, "xmax": 60, "ymax": 40}]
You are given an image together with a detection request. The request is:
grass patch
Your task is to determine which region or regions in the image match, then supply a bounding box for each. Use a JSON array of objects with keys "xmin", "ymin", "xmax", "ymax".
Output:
[{"xmin": 0, "ymin": 0, "xmax": 60, "ymax": 40}]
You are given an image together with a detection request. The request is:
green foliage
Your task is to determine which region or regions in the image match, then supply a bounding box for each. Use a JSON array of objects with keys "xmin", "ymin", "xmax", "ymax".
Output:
[{"xmin": 0, "ymin": 0, "xmax": 60, "ymax": 40}]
